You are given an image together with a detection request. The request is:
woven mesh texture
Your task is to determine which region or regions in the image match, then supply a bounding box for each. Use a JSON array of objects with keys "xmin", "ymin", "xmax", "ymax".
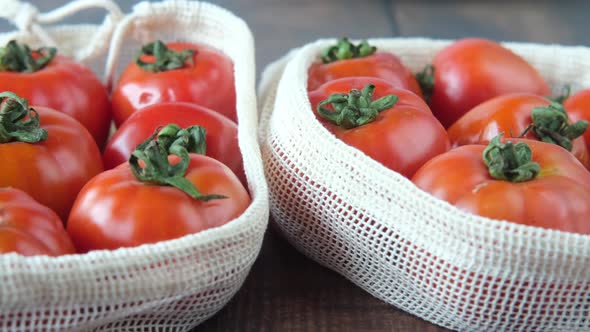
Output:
[
  {"xmin": 0, "ymin": 1, "xmax": 268, "ymax": 331},
  {"xmin": 259, "ymin": 38, "xmax": 590, "ymax": 332}
]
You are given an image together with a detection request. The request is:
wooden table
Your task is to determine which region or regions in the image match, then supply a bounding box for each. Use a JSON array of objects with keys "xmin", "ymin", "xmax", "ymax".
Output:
[{"xmin": 7, "ymin": 1, "xmax": 590, "ymax": 331}]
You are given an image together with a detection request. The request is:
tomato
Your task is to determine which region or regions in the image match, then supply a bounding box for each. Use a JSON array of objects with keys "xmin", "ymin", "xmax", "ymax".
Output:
[
  {"xmin": 419, "ymin": 38, "xmax": 550, "ymax": 128},
  {"xmin": 67, "ymin": 125, "xmax": 250, "ymax": 252},
  {"xmin": 308, "ymin": 77, "xmax": 449, "ymax": 178},
  {"xmin": 412, "ymin": 136, "xmax": 590, "ymax": 234},
  {"xmin": 0, "ymin": 188, "xmax": 75, "ymax": 256},
  {"xmin": 307, "ymin": 38, "xmax": 423, "ymax": 97},
  {"xmin": 0, "ymin": 92, "xmax": 103, "ymax": 220},
  {"xmin": 0, "ymin": 40, "xmax": 112, "ymax": 148},
  {"xmin": 564, "ymin": 89, "xmax": 590, "ymax": 151},
  {"xmin": 111, "ymin": 40, "xmax": 236, "ymax": 126},
  {"xmin": 448, "ymin": 93, "xmax": 590, "ymax": 168},
  {"xmin": 103, "ymin": 102, "xmax": 244, "ymax": 185}
]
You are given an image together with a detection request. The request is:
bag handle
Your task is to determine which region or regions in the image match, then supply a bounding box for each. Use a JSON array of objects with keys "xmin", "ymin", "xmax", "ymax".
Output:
[{"xmin": 0, "ymin": 0, "xmax": 123, "ymax": 59}]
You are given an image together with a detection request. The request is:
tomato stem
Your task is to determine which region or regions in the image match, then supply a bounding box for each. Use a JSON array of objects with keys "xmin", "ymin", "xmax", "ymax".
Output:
[
  {"xmin": 483, "ymin": 134, "xmax": 540, "ymax": 182},
  {"xmin": 0, "ymin": 92, "xmax": 47, "ymax": 144},
  {"xmin": 129, "ymin": 124, "xmax": 224, "ymax": 201},
  {"xmin": 415, "ymin": 65, "xmax": 434, "ymax": 103},
  {"xmin": 547, "ymin": 85, "xmax": 571, "ymax": 104},
  {"xmin": 321, "ymin": 38, "xmax": 377, "ymax": 64},
  {"xmin": 317, "ymin": 83, "xmax": 398, "ymax": 129},
  {"xmin": 518, "ymin": 101, "xmax": 587, "ymax": 151},
  {"xmin": 136, "ymin": 40, "xmax": 195, "ymax": 72},
  {"xmin": 0, "ymin": 40, "xmax": 56, "ymax": 73}
]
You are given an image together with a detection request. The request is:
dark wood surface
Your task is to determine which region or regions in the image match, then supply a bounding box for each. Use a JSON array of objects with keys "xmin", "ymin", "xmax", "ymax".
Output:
[{"xmin": 7, "ymin": 1, "xmax": 590, "ymax": 331}]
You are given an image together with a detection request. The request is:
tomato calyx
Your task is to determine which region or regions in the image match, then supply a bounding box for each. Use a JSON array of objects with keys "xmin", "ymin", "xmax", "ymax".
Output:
[
  {"xmin": 136, "ymin": 40, "xmax": 196, "ymax": 73},
  {"xmin": 321, "ymin": 37, "xmax": 377, "ymax": 64},
  {"xmin": 0, "ymin": 40, "xmax": 56, "ymax": 73},
  {"xmin": 317, "ymin": 83, "xmax": 398, "ymax": 129},
  {"xmin": 415, "ymin": 65, "xmax": 434, "ymax": 102},
  {"xmin": 483, "ymin": 134, "xmax": 540, "ymax": 183},
  {"xmin": 129, "ymin": 124, "xmax": 225, "ymax": 201},
  {"xmin": 0, "ymin": 91, "xmax": 47, "ymax": 144},
  {"xmin": 519, "ymin": 102, "xmax": 588, "ymax": 151}
]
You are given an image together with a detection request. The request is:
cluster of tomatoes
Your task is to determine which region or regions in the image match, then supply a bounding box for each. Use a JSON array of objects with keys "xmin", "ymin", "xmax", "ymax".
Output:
[
  {"xmin": 309, "ymin": 38, "xmax": 590, "ymax": 235},
  {"xmin": 0, "ymin": 40, "xmax": 250, "ymax": 257}
]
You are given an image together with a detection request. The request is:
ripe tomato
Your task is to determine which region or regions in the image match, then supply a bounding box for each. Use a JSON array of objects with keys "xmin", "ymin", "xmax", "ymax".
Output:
[
  {"xmin": 448, "ymin": 93, "xmax": 590, "ymax": 168},
  {"xmin": 308, "ymin": 77, "xmax": 449, "ymax": 178},
  {"xmin": 0, "ymin": 40, "xmax": 112, "ymax": 148},
  {"xmin": 308, "ymin": 38, "xmax": 423, "ymax": 97},
  {"xmin": 103, "ymin": 102, "xmax": 245, "ymax": 185},
  {"xmin": 412, "ymin": 136, "xmax": 590, "ymax": 234},
  {"xmin": 111, "ymin": 40, "xmax": 236, "ymax": 126},
  {"xmin": 564, "ymin": 89, "xmax": 590, "ymax": 150},
  {"xmin": 0, "ymin": 92, "xmax": 103, "ymax": 220},
  {"xmin": 67, "ymin": 125, "xmax": 250, "ymax": 252},
  {"xmin": 419, "ymin": 38, "xmax": 550, "ymax": 128},
  {"xmin": 0, "ymin": 188, "xmax": 75, "ymax": 256}
]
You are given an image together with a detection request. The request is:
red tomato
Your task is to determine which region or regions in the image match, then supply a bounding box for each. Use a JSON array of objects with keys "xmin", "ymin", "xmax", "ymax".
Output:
[
  {"xmin": 308, "ymin": 77, "xmax": 449, "ymax": 178},
  {"xmin": 0, "ymin": 92, "xmax": 103, "ymax": 220},
  {"xmin": 308, "ymin": 38, "xmax": 422, "ymax": 97},
  {"xmin": 412, "ymin": 137, "xmax": 590, "ymax": 234},
  {"xmin": 67, "ymin": 126, "xmax": 250, "ymax": 252},
  {"xmin": 421, "ymin": 38, "xmax": 550, "ymax": 128},
  {"xmin": 448, "ymin": 93, "xmax": 590, "ymax": 168},
  {"xmin": 0, "ymin": 40, "xmax": 112, "ymax": 148},
  {"xmin": 0, "ymin": 188, "xmax": 75, "ymax": 256},
  {"xmin": 564, "ymin": 89, "xmax": 590, "ymax": 150},
  {"xmin": 111, "ymin": 40, "xmax": 236, "ymax": 126},
  {"xmin": 103, "ymin": 102, "xmax": 245, "ymax": 185}
]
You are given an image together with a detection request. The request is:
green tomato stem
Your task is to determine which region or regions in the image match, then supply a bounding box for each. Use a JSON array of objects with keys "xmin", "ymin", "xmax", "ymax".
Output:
[
  {"xmin": 0, "ymin": 40, "xmax": 56, "ymax": 73},
  {"xmin": 317, "ymin": 83, "xmax": 398, "ymax": 129},
  {"xmin": 0, "ymin": 91, "xmax": 47, "ymax": 144},
  {"xmin": 129, "ymin": 124, "xmax": 224, "ymax": 201},
  {"xmin": 135, "ymin": 40, "xmax": 195, "ymax": 72},
  {"xmin": 483, "ymin": 134, "xmax": 540, "ymax": 183}
]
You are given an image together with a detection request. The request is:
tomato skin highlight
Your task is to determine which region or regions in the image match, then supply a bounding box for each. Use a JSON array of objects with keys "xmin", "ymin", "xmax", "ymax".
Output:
[
  {"xmin": 0, "ymin": 106, "xmax": 103, "ymax": 221},
  {"xmin": 103, "ymin": 102, "xmax": 245, "ymax": 185},
  {"xmin": 428, "ymin": 38, "xmax": 550, "ymax": 128},
  {"xmin": 309, "ymin": 77, "xmax": 449, "ymax": 178},
  {"xmin": 448, "ymin": 93, "xmax": 590, "ymax": 169},
  {"xmin": 412, "ymin": 139, "xmax": 590, "ymax": 235},
  {"xmin": 67, "ymin": 154, "xmax": 250, "ymax": 252},
  {"xmin": 0, "ymin": 188, "xmax": 75, "ymax": 256},
  {"xmin": 0, "ymin": 54, "xmax": 112, "ymax": 149},
  {"xmin": 111, "ymin": 42, "xmax": 236, "ymax": 126},
  {"xmin": 308, "ymin": 52, "xmax": 423, "ymax": 97}
]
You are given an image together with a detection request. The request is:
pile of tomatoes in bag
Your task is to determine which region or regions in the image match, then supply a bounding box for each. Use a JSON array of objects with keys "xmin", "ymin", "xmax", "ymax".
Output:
[
  {"xmin": 0, "ymin": 39, "xmax": 250, "ymax": 256},
  {"xmin": 308, "ymin": 37, "xmax": 590, "ymax": 235}
]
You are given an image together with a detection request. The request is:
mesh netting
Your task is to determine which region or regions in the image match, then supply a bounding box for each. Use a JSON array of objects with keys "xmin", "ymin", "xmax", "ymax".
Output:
[
  {"xmin": 0, "ymin": 1, "xmax": 268, "ymax": 331},
  {"xmin": 259, "ymin": 38, "xmax": 590, "ymax": 332}
]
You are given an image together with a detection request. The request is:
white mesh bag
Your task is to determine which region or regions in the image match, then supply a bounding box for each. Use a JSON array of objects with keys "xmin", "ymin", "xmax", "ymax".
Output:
[
  {"xmin": 259, "ymin": 38, "xmax": 590, "ymax": 332},
  {"xmin": 0, "ymin": 1, "xmax": 268, "ymax": 331}
]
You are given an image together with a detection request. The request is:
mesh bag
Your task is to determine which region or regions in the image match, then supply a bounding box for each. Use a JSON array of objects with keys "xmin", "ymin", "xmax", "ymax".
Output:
[
  {"xmin": 0, "ymin": 1, "xmax": 268, "ymax": 331},
  {"xmin": 259, "ymin": 38, "xmax": 590, "ymax": 332}
]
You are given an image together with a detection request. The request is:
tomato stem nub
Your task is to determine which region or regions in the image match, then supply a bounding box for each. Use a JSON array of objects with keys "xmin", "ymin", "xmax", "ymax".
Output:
[
  {"xmin": 136, "ymin": 40, "xmax": 195, "ymax": 72},
  {"xmin": 0, "ymin": 91, "xmax": 47, "ymax": 144},
  {"xmin": 321, "ymin": 37, "xmax": 377, "ymax": 64},
  {"xmin": 415, "ymin": 65, "xmax": 434, "ymax": 103},
  {"xmin": 483, "ymin": 134, "xmax": 540, "ymax": 183},
  {"xmin": 519, "ymin": 101, "xmax": 587, "ymax": 151},
  {"xmin": 0, "ymin": 40, "xmax": 56, "ymax": 73},
  {"xmin": 547, "ymin": 85, "xmax": 571, "ymax": 104},
  {"xmin": 129, "ymin": 124, "xmax": 224, "ymax": 201},
  {"xmin": 317, "ymin": 84, "xmax": 398, "ymax": 129}
]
